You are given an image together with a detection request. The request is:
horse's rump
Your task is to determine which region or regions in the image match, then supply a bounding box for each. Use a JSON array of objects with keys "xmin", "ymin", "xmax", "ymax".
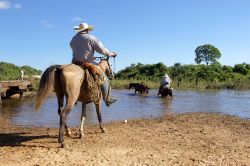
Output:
[{"xmin": 60, "ymin": 64, "xmax": 101, "ymax": 103}]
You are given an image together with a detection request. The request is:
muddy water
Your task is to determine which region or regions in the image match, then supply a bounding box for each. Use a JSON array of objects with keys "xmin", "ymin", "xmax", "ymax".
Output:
[{"xmin": 0, "ymin": 89, "xmax": 250, "ymax": 127}]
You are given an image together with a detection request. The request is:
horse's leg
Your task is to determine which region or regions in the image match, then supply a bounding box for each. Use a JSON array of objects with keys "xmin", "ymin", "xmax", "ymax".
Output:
[
  {"xmin": 59, "ymin": 109, "xmax": 66, "ymax": 148},
  {"xmin": 169, "ymin": 88, "xmax": 173, "ymax": 97},
  {"xmin": 57, "ymin": 94, "xmax": 64, "ymax": 140},
  {"xmin": 65, "ymin": 123, "xmax": 72, "ymax": 138},
  {"xmin": 95, "ymin": 101, "xmax": 106, "ymax": 133},
  {"xmin": 56, "ymin": 93, "xmax": 72, "ymax": 138},
  {"xmin": 58, "ymin": 97, "xmax": 75, "ymax": 148},
  {"xmin": 79, "ymin": 103, "xmax": 87, "ymax": 139}
]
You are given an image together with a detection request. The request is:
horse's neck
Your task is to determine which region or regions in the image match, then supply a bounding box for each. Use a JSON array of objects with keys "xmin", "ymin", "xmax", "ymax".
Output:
[{"xmin": 98, "ymin": 60, "xmax": 107, "ymax": 72}]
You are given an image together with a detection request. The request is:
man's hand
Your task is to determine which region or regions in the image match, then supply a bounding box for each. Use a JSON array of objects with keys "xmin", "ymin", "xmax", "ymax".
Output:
[{"xmin": 110, "ymin": 52, "xmax": 117, "ymax": 57}]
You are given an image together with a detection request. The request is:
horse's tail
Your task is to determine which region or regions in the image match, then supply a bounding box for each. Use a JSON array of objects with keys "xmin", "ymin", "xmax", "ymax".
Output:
[{"xmin": 35, "ymin": 65, "xmax": 62, "ymax": 111}]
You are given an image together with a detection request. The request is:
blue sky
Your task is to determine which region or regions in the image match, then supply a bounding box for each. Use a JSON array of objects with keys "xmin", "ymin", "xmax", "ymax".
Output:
[{"xmin": 0, "ymin": 0, "xmax": 250, "ymax": 72}]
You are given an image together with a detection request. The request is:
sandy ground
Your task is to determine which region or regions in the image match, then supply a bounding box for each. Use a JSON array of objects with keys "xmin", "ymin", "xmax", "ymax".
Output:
[{"xmin": 0, "ymin": 112, "xmax": 250, "ymax": 166}]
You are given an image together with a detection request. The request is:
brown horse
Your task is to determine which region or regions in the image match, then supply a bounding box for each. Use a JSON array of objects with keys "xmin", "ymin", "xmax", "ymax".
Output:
[
  {"xmin": 129, "ymin": 83, "xmax": 149, "ymax": 95},
  {"xmin": 159, "ymin": 87, "xmax": 173, "ymax": 98},
  {"xmin": 35, "ymin": 57, "xmax": 113, "ymax": 148}
]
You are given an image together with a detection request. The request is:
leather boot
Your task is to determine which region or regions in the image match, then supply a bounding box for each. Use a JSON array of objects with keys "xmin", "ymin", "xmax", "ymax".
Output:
[{"xmin": 104, "ymin": 86, "xmax": 117, "ymax": 107}]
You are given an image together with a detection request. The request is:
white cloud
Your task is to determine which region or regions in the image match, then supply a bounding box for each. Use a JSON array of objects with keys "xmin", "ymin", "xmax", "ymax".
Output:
[
  {"xmin": 41, "ymin": 20, "xmax": 53, "ymax": 28},
  {"xmin": 0, "ymin": 0, "xmax": 22, "ymax": 10},
  {"xmin": 14, "ymin": 3, "xmax": 21, "ymax": 9},
  {"xmin": 71, "ymin": 17, "xmax": 83, "ymax": 22},
  {"xmin": 0, "ymin": 0, "xmax": 11, "ymax": 9}
]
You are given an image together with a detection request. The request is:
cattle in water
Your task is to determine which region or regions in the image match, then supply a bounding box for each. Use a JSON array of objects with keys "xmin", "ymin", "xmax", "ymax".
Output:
[{"xmin": 128, "ymin": 83, "xmax": 149, "ymax": 95}]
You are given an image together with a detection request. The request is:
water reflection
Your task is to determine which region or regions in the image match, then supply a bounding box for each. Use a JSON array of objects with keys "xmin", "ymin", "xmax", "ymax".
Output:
[
  {"xmin": 0, "ymin": 89, "xmax": 250, "ymax": 127},
  {"xmin": 160, "ymin": 97, "xmax": 173, "ymax": 116}
]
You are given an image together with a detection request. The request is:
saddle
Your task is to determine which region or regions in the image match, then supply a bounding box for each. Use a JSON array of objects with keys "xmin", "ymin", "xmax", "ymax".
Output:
[
  {"xmin": 72, "ymin": 61, "xmax": 103, "ymax": 103},
  {"xmin": 73, "ymin": 61, "xmax": 104, "ymax": 84},
  {"xmin": 80, "ymin": 69, "xmax": 102, "ymax": 103}
]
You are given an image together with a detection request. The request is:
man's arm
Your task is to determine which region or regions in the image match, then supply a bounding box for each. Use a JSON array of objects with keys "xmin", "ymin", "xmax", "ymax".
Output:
[{"xmin": 91, "ymin": 36, "xmax": 116, "ymax": 57}]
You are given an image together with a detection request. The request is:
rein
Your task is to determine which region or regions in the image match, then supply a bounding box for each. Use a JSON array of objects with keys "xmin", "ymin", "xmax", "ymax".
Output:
[{"xmin": 95, "ymin": 56, "xmax": 115, "ymax": 79}]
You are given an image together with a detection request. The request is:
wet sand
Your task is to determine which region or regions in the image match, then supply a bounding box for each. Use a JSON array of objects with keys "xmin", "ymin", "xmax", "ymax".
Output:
[{"xmin": 0, "ymin": 112, "xmax": 250, "ymax": 165}]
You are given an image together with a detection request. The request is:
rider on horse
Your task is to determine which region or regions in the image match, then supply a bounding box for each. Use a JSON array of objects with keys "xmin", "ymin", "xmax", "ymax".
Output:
[
  {"xmin": 158, "ymin": 73, "xmax": 172, "ymax": 95},
  {"xmin": 70, "ymin": 22, "xmax": 117, "ymax": 106}
]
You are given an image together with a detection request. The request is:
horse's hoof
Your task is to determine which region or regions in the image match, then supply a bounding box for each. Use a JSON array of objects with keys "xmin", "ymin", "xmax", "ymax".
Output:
[
  {"xmin": 65, "ymin": 132, "xmax": 72, "ymax": 138},
  {"xmin": 65, "ymin": 129, "xmax": 72, "ymax": 138},
  {"xmin": 61, "ymin": 142, "xmax": 65, "ymax": 148},
  {"xmin": 101, "ymin": 128, "xmax": 107, "ymax": 133},
  {"xmin": 61, "ymin": 143, "xmax": 69, "ymax": 149},
  {"xmin": 79, "ymin": 133, "xmax": 84, "ymax": 139}
]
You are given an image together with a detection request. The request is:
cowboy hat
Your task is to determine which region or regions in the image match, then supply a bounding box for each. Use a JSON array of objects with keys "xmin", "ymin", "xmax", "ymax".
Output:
[
  {"xmin": 163, "ymin": 74, "xmax": 169, "ymax": 78},
  {"xmin": 73, "ymin": 23, "xmax": 93, "ymax": 32}
]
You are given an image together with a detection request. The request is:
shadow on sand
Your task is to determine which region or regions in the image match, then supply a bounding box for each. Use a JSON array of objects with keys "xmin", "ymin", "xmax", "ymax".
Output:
[{"xmin": 0, "ymin": 132, "xmax": 56, "ymax": 147}]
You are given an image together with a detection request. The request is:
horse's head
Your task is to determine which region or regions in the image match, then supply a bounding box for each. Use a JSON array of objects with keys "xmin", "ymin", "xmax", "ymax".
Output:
[
  {"xmin": 128, "ymin": 83, "xmax": 135, "ymax": 89},
  {"xmin": 128, "ymin": 83, "xmax": 132, "ymax": 89},
  {"xmin": 98, "ymin": 57, "xmax": 114, "ymax": 80}
]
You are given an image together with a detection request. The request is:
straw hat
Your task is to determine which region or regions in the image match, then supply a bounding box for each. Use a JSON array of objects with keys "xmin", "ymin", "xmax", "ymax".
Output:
[{"xmin": 73, "ymin": 23, "xmax": 93, "ymax": 32}]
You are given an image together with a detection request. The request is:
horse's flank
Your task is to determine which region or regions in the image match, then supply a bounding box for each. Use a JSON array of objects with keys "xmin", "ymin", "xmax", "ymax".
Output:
[{"xmin": 61, "ymin": 64, "xmax": 85, "ymax": 100}]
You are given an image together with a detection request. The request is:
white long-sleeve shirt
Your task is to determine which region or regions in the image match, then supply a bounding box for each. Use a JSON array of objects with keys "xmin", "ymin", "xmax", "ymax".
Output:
[
  {"xmin": 70, "ymin": 32, "xmax": 112, "ymax": 63},
  {"xmin": 161, "ymin": 76, "xmax": 171, "ymax": 88}
]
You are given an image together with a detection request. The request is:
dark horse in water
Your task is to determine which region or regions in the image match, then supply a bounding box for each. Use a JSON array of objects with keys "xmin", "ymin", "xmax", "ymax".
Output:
[
  {"xmin": 158, "ymin": 87, "xmax": 173, "ymax": 98},
  {"xmin": 35, "ymin": 57, "xmax": 113, "ymax": 148},
  {"xmin": 129, "ymin": 83, "xmax": 149, "ymax": 95}
]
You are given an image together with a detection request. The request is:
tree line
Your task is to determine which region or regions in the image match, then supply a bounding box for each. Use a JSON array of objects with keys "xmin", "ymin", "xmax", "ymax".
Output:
[
  {"xmin": 115, "ymin": 44, "xmax": 250, "ymax": 89},
  {"xmin": 0, "ymin": 62, "xmax": 42, "ymax": 81}
]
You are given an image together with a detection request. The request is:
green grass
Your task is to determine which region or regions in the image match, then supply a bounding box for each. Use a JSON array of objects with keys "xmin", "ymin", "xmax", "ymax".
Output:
[
  {"xmin": 30, "ymin": 78, "xmax": 250, "ymax": 92},
  {"xmin": 111, "ymin": 79, "xmax": 250, "ymax": 90}
]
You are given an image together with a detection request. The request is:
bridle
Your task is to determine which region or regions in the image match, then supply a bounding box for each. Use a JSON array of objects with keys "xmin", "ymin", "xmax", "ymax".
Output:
[{"xmin": 95, "ymin": 56, "xmax": 114, "ymax": 79}]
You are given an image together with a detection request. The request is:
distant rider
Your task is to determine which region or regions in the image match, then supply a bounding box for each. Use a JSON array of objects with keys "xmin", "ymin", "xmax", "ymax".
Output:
[
  {"xmin": 20, "ymin": 70, "xmax": 24, "ymax": 81},
  {"xmin": 70, "ymin": 22, "xmax": 117, "ymax": 106},
  {"xmin": 158, "ymin": 73, "xmax": 171, "ymax": 95}
]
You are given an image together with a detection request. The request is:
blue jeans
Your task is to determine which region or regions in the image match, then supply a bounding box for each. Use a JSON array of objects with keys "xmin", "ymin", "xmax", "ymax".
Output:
[{"xmin": 99, "ymin": 69, "xmax": 111, "ymax": 101}]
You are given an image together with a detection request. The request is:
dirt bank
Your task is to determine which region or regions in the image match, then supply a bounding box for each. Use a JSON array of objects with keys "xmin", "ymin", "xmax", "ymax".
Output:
[{"xmin": 0, "ymin": 112, "xmax": 250, "ymax": 165}]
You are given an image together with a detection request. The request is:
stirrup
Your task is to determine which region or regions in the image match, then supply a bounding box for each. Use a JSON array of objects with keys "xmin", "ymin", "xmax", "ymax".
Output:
[
  {"xmin": 105, "ymin": 97, "xmax": 117, "ymax": 107},
  {"xmin": 105, "ymin": 87, "xmax": 117, "ymax": 106}
]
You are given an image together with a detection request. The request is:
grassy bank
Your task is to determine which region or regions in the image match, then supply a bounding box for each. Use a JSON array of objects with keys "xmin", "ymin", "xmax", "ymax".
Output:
[{"xmin": 30, "ymin": 79, "xmax": 250, "ymax": 91}]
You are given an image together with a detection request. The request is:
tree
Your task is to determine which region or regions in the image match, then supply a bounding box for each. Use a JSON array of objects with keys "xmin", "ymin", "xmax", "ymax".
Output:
[
  {"xmin": 195, "ymin": 44, "xmax": 221, "ymax": 66},
  {"xmin": 0, "ymin": 62, "xmax": 42, "ymax": 81},
  {"xmin": 233, "ymin": 63, "xmax": 250, "ymax": 75}
]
